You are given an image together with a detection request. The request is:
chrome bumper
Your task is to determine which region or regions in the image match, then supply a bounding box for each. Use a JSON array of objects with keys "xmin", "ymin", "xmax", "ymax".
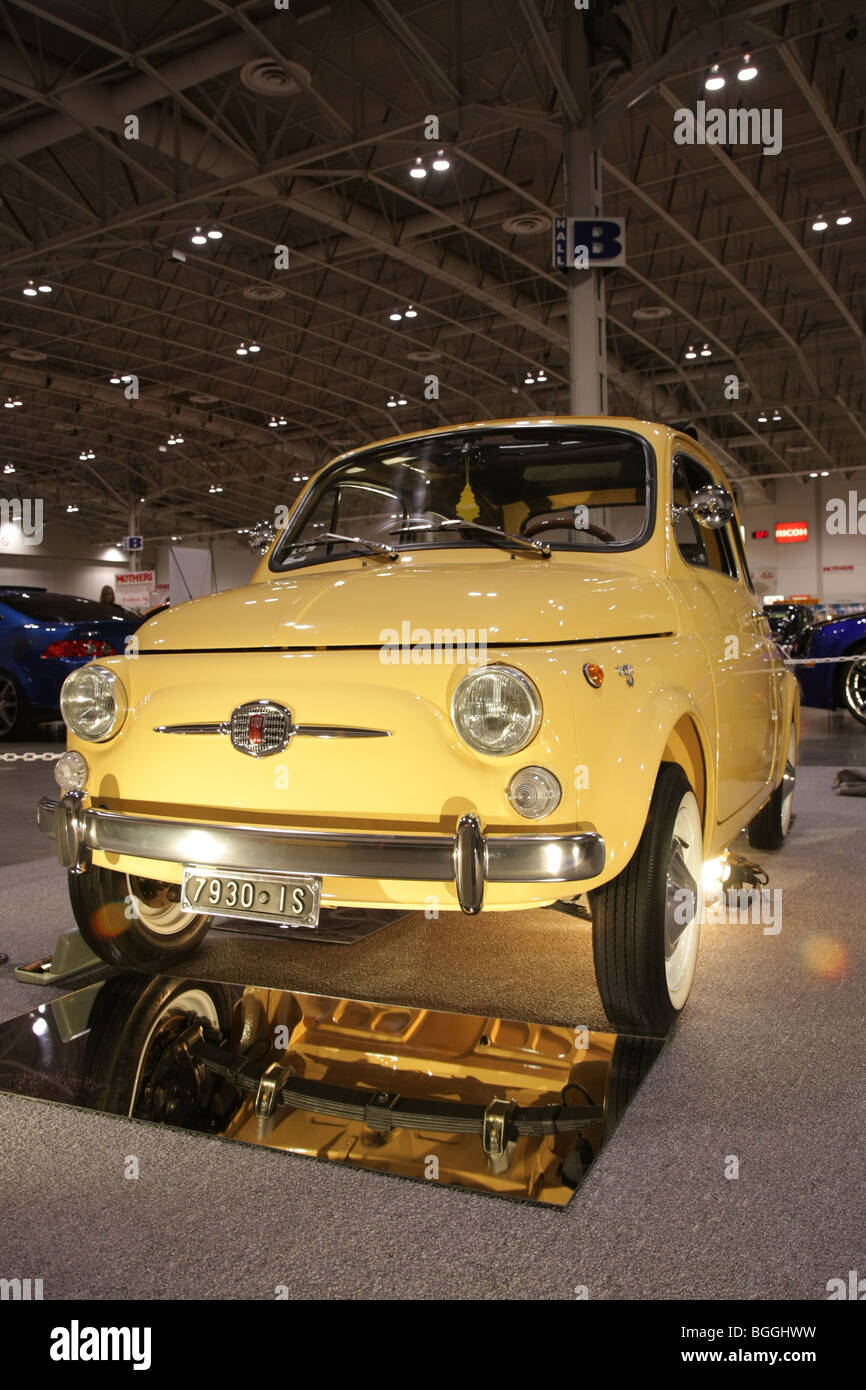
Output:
[{"xmin": 37, "ymin": 793, "xmax": 605, "ymax": 915}]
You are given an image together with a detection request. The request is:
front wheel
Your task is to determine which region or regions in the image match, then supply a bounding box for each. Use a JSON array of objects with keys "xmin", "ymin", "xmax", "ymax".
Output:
[
  {"xmin": 589, "ymin": 764, "xmax": 704, "ymax": 1036},
  {"xmin": 68, "ymin": 866, "xmax": 211, "ymax": 969}
]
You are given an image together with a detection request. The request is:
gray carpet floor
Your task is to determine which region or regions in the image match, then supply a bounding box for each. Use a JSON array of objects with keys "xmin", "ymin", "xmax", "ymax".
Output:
[{"xmin": 0, "ymin": 709, "xmax": 863, "ymax": 1299}]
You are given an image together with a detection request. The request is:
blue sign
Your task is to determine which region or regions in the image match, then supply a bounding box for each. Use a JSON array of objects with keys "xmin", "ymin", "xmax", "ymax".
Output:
[
  {"xmin": 124, "ymin": 535, "xmax": 143, "ymax": 551},
  {"xmin": 553, "ymin": 216, "xmax": 626, "ymax": 268}
]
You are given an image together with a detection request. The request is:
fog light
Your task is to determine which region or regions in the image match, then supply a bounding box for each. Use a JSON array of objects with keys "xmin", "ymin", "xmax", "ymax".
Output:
[
  {"xmin": 54, "ymin": 751, "xmax": 88, "ymax": 791},
  {"xmin": 508, "ymin": 766, "xmax": 561, "ymax": 819}
]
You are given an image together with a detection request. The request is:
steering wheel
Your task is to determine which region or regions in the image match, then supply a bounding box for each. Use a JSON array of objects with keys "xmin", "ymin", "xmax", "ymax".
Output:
[{"xmin": 523, "ymin": 511, "xmax": 617, "ymax": 544}]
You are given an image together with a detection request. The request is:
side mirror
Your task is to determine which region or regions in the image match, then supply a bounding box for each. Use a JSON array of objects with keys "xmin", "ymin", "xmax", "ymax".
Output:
[
  {"xmin": 247, "ymin": 521, "xmax": 276, "ymax": 554},
  {"xmin": 688, "ymin": 485, "xmax": 734, "ymax": 530}
]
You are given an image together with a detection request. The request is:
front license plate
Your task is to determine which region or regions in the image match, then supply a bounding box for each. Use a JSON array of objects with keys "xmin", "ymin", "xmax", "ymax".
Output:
[{"xmin": 181, "ymin": 867, "xmax": 321, "ymax": 928}]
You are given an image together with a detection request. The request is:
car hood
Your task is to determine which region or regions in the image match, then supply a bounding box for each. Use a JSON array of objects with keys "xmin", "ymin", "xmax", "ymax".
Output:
[{"xmin": 138, "ymin": 554, "xmax": 677, "ymax": 651}]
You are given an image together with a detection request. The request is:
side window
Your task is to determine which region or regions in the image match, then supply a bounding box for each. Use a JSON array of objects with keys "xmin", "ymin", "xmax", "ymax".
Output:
[{"xmin": 673, "ymin": 457, "xmax": 738, "ymax": 578}]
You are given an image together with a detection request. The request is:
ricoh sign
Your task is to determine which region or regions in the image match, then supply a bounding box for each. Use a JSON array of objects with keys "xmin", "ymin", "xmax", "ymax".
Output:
[{"xmin": 775, "ymin": 522, "xmax": 809, "ymax": 545}]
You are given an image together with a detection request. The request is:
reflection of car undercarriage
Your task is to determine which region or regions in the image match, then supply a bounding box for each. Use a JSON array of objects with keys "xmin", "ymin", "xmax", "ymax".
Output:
[{"xmin": 0, "ymin": 975, "xmax": 662, "ymax": 1206}]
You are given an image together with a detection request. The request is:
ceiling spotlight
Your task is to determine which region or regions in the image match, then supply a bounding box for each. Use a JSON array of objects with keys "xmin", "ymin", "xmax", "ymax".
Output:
[
  {"xmin": 167, "ymin": 433, "xmax": 184, "ymax": 445},
  {"xmin": 109, "ymin": 374, "xmax": 122, "ymax": 384},
  {"xmin": 158, "ymin": 445, "xmax": 168, "ymax": 453},
  {"xmin": 207, "ymin": 227, "xmax": 223, "ymax": 240},
  {"xmin": 737, "ymin": 53, "xmax": 758, "ymax": 81},
  {"xmin": 4, "ymin": 395, "xmax": 22, "ymax": 408},
  {"xmin": 171, "ymin": 535, "xmax": 181, "ymax": 541},
  {"xmin": 812, "ymin": 214, "xmax": 828, "ymax": 231},
  {"xmin": 268, "ymin": 416, "xmax": 279, "ymax": 428},
  {"xmin": 820, "ymin": 470, "xmax": 829, "ymax": 477},
  {"xmin": 248, "ymin": 342, "xmax": 261, "ymax": 353},
  {"xmin": 772, "ymin": 409, "xmax": 782, "ymax": 422},
  {"xmin": 684, "ymin": 345, "xmax": 697, "ymax": 360},
  {"xmin": 3, "ymin": 463, "xmax": 15, "ymax": 474},
  {"xmin": 700, "ymin": 343, "xmax": 712, "ymax": 357},
  {"xmin": 191, "ymin": 227, "xmax": 208, "ymax": 245},
  {"xmin": 809, "ymin": 471, "xmax": 819, "ymax": 478},
  {"xmin": 409, "ymin": 157, "xmax": 427, "ymax": 179},
  {"xmin": 836, "ymin": 211, "xmax": 853, "ymax": 226},
  {"xmin": 208, "ymin": 484, "xmax": 223, "ymax": 493},
  {"xmin": 236, "ymin": 342, "xmax": 249, "ymax": 355},
  {"xmin": 524, "ymin": 371, "xmax": 535, "ymax": 384},
  {"xmin": 66, "ymin": 504, "xmax": 79, "ymax": 513},
  {"xmin": 389, "ymin": 310, "xmax": 402, "ymax": 322},
  {"xmin": 536, "ymin": 369, "xmax": 548, "ymax": 382},
  {"xmin": 22, "ymin": 281, "xmax": 37, "ymax": 296},
  {"xmin": 386, "ymin": 396, "xmax": 397, "ymax": 408},
  {"xmin": 758, "ymin": 410, "xmax": 768, "ymax": 423},
  {"xmin": 705, "ymin": 62, "xmax": 726, "ymax": 91},
  {"xmin": 431, "ymin": 149, "xmax": 450, "ymax": 172},
  {"xmin": 37, "ymin": 284, "xmax": 52, "ymax": 293},
  {"xmin": 397, "ymin": 395, "xmax": 408, "ymax": 405},
  {"xmin": 404, "ymin": 305, "xmax": 418, "ymax": 318}
]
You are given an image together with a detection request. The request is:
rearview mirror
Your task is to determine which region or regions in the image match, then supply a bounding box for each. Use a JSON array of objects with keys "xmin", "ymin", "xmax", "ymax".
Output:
[{"xmin": 688, "ymin": 485, "xmax": 734, "ymax": 530}]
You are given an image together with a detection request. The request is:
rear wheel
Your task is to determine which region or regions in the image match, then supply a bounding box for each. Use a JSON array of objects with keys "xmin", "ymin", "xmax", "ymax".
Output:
[
  {"xmin": 68, "ymin": 865, "xmax": 211, "ymax": 969},
  {"xmin": 0, "ymin": 670, "xmax": 31, "ymax": 740},
  {"xmin": 589, "ymin": 764, "xmax": 703, "ymax": 1036},
  {"xmin": 840, "ymin": 644, "xmax": 866, "ymax": 725},
  {"xmin": 747, "ymin": 724, "xmax": 796, "ymax": 851}
]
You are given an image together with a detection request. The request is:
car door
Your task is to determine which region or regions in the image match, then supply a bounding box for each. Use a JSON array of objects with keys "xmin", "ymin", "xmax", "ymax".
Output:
[{"xmin": 671, "ymin": 455, "xmax": 776, "ymax": 823}]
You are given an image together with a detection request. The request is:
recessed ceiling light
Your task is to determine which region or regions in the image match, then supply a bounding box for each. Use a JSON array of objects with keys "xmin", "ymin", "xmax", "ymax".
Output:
[
  {"xmin": 633, "ymin": 305, "xmax": 672, "ymax": 321},
  {"xmin": 501, "ymin": 213, "xmax": 551, "ymax": 237}
]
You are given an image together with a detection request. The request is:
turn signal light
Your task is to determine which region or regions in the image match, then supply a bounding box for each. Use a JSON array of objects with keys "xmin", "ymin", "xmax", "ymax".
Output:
[
  {"xmin": 583, "ymin": 662, "xmax": 604, "ymax": 688},
  {"xmin": 42, "ymin": 639, "xmax": 117, "ymax": 659}
]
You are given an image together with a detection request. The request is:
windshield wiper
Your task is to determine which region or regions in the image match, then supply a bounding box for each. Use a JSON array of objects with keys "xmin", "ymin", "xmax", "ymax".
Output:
[
  {"xmin": 391, "ymin": 519, "xmax": 551, "ymax": 558},
  {"xmin": 288, "ymin": 532, "xmax": 399, "ymax": 561}
]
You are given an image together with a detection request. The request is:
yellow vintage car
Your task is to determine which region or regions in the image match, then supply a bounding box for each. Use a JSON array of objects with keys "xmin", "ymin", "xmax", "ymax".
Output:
[{"xmin": 39, "ymin": 417, "xmax": 799, "ymax": 1034}]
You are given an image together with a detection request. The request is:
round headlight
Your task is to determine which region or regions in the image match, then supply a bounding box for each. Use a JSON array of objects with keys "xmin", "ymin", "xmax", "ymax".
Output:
[
  {"xmin": 60, "ymin": 665, "xmax": 127, "ymax": 742},
  {"xmin": 508, "ymin": 766, "xmax": 562, "ymax": 819},
  {"xmin": 451, "ymin": 665, "xmax": 541, "ymax": 756}
]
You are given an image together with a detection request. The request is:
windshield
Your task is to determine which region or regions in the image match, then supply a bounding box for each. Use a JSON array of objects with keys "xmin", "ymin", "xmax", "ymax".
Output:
[{"xmin": 269, "ymin": 425, "xmax": 654, "ymax": 572}]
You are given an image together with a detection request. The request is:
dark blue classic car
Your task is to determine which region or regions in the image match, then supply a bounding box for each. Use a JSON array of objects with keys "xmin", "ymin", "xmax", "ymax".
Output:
[
  {"xmin": 790, "ymin": 609, "xmax": 866, "ymax": 725},
  {"xmin": 0, "ymin": 588, "xmax": 140, "ymax": 739}
]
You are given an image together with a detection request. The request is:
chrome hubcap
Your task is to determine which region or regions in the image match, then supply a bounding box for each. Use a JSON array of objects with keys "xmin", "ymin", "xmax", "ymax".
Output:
[
  {"xmin": 127, "ymin": 875, "xmax": 198, "ymax": 936},
  {"xmin": 844, "ymin": 658, "xmax": 866, "ymax": 719}
]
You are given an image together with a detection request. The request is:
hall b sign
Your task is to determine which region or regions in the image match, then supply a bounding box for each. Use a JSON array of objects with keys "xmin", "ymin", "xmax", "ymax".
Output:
[{"xmin": 553, "ymin": 216, "xmax": 626, "ymax": 269}]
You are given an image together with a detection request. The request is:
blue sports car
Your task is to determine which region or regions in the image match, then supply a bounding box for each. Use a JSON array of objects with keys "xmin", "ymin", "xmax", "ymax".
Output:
[
  {"xmin": 0, "ymin": 587, "xmax": 141, "ymax": 739},
  {"xmin": 789, "ymin": 609, "xmax": 866, "ymax": 725}
]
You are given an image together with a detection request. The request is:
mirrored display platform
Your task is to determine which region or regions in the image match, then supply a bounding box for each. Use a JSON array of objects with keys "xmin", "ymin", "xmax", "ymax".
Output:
[{"xmin": 0, "ymin": 976, "xmax": 664, "ymax": 1206}]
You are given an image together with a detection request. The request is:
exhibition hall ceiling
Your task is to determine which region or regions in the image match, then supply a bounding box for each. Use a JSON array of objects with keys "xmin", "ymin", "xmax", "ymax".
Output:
[{"xmin": 0, "ymin": 0, "xmax": 864, "ymax": 538}]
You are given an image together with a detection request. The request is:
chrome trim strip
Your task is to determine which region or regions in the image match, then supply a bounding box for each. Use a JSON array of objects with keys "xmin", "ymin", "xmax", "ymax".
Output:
[
  {"xmin": 153, "ymin": 722, "xmax": 390, "ymax": 739},
  {"xmin": 37, "ymin": 796, "xmax": 605, "ymax": 910}
]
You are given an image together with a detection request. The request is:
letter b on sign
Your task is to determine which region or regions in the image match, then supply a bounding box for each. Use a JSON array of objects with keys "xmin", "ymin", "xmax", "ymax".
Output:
[{"xmin": 572, "ymin": 219, "xmax": 626, "ymax": 267}]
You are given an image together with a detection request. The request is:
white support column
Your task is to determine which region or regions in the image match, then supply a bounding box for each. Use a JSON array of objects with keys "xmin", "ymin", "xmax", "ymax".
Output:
[{"xmin": 564, "ymin": 10, "xmax": 608, "ymax": 417}]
